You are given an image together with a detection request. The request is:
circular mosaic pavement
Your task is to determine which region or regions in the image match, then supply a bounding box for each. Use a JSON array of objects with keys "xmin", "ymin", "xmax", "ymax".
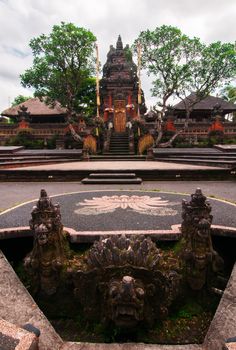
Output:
[{"xmin": 1, "ymin": 190, "xmax": 236, "ymax": 232}]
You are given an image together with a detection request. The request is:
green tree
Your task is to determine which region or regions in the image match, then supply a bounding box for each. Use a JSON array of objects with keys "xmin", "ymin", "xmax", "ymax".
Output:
[
  {"xmin": 221, "ymin": 85, "xmax": 236, "ymax": 103},
  {"xmin": 21, "ymin": 22, "xmax": 97, "ymax": 118},
  {"xmin": 134, "ymin": 26, "xmax": 236, "ymax": 145},
  {"xmin": 11, "ymin": 95, "xmax": 32, "ymax": 107},
  {"xmin": 75, "ymin": 76, "xmax": 96, "ymax": 118},
  {"xmin": 221, "ymin": 85, "xmax": 236, "ymax": 122}
]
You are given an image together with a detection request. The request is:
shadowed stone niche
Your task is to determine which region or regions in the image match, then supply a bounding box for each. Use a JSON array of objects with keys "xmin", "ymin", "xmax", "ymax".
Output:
[
  {"xmin": 24, "ymin": 189, "xmax": 69, "ymax": 295},
  {"xmin": 181, "ymin": 188, "xmax": 224, "ymax": 291},
  {"xmin": 20, "ymin": 187, "xmax": 227, "ymax": 339},
  {"xmin": 71, "ymin": 234, "xmax": 182, "ymax": 329}
]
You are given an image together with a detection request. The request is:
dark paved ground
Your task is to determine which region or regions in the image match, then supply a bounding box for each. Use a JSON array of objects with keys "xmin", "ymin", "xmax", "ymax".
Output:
[
  {"xmin": 0, "ymin": 181, "xmax": 236, "ymax": 212},
  {"xmin": 1, "ymin": 190, "xmax": 236, "ymax": 231}
]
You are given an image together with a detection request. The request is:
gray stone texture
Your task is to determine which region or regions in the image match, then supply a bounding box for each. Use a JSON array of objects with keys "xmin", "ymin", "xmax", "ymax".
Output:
[
  {"xmin": 0, "ymin": 318, "xmax": 38, "ymax": 350},
  {"xmin": 0, "ymin": 251, "xmax": 63, "ymax": 350},
  {"xmin": 223, "ymin": 344, "xmax": 236, "ymax": 350},
  {"xmin": 204, "ymin": 263, "xmax": 236, "ymax": 349},
  {"xmin": 61, "ymin": 342, "xmax": 203, "ymax": 350}
]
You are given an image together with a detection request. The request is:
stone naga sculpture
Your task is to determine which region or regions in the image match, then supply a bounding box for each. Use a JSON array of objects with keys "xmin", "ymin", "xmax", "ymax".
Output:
[
  {"xmin": 181, "ymin": 188, "xmax": 224, "ymax": 290},
  {"xmin": 24, "ymin": 189, "xmax": 68, "ymax": 295},
  {"xmin": 71, "ymin": 234, "xmax": 181, "ymax": 329}
]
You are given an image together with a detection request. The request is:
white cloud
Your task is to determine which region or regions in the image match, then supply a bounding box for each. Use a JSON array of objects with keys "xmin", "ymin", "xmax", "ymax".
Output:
[{"xmin": 0, "ymin": 0, "xmax": 236, "ymax": 111}]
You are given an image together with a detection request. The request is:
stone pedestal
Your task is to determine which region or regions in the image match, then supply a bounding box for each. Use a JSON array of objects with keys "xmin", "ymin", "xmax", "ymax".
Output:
[
  {"xmin": 82, "ymin": 149, "xmax": 90, "ymax": 161},
  {"xmin": 146, "ymin": 147, "xmax": 154, "ymax": 160}
]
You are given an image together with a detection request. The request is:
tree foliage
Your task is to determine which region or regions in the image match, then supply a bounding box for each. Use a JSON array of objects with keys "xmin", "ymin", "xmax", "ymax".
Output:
[
  {"xmin": 221, "ymin": 85, "xmax": 236, "ymax": 122},
  {"xmin": 11, "ymin": 95, "xmax": 32, "ymax": 107},
  {"xmin": 134, "ymin": 25, "xmax": 236, "ymax": 145},
  {"xmin": 221, "ymin": 85, "xmax": 236, "ymax": 104},
  {"xmin": 135, "ymin": 25, "xmax": 236, "ymax": 109},
  {"xmin": 21, "ymin": 22, "xmax": 97, "ymax": 117},
  {"xmin": 134, "ymin": 26, "xmax": 201, "ymax": 108}
]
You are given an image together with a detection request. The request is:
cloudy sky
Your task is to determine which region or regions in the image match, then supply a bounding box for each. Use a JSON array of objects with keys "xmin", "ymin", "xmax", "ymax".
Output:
[{"xmin": 0, "ymin": 0, "xmax": 236, "ymax": 112}]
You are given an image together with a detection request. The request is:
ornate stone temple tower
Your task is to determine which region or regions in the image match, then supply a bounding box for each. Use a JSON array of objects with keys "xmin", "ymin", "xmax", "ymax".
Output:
[{"xmin": 100, "ymin": 35, "xmax": 146, "ymax": 132}]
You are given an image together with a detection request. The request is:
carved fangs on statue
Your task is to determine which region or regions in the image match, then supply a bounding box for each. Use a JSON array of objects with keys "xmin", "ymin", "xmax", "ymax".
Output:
[{"xmin": 72, "ymin": 235, "xmax": 181, "ymax": 329}]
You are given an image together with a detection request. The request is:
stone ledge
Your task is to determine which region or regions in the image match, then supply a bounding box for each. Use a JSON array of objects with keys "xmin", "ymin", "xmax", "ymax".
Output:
[
  {"xmin": 204, "ymin": 263, "xmax": 236, "ymax": 350},
  {"xmin": 223, "ymin": 344, "xmax": 236, "ymax": 350},
  {"xmin": 61, "ymin": 342, "xmax": 203, "ymax": 350},
  {"xmin": 0, "ymin": 318, "xmax": 38, "ymax": 350},
  {"xmin": 1, "ymin": 224, "xmax": 236, "ymax": 243},
  {"xmin": 0, "ymin": 251, "xmax": 63, "ymax": 350}
]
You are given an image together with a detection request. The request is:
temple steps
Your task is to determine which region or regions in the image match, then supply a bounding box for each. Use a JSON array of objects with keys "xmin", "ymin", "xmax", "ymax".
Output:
[
  {"xmin": 81, "ymin": 172, "xmax": 142, "ymax": 184},
  {"xmin": 108, "ymin": 131, "xmax": 130, "ymax": 155},
  {"xmin": 154, "ymin": 157, "xmax": 236, "ymax": 168},
  {"xmin": 0, "ymin": 149, "xmax": 83, "ymax": 168},
  {"xmin": 88, "ymin": 172, "xmax": 137, "ymax": 178},
  {"xmin": 0, "ymin": 158, "xmax": 80, "ymax": 169},
  {"xmin": 153, "ymin": 147, "xmax": 236, "ymax": 168},
  {"xmin": 90, "ymin": 155, "xmax": 145, "ymax": 161}
]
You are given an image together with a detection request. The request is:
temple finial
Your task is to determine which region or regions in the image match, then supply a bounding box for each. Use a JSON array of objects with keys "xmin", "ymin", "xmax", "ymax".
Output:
[{"xmin": 116, "ymin": 35, "xmax": 123, "ymax": 50}]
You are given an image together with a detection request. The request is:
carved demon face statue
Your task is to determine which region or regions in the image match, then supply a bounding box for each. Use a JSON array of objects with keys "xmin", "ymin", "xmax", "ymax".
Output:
[
  {"xmin": 72, "ymin": 235, "xmax": 182, "ymax": 330},
  {"xmin": 34, "ymin": 222, "xmax": 52, "ymax": 246},
  {"xmin": 107, "ymin": 276, "xmax": 145, "ymax": 328}
]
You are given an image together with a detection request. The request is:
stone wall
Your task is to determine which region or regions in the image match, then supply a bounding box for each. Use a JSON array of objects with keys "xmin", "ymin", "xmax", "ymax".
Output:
[{"xmin": 204, "ymin": 263, "xmax": 236, "ymax": 349}]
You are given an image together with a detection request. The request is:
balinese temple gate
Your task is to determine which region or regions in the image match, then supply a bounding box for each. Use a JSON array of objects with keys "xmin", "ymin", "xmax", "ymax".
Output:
[{"xmin": 100, "ymin": 35, "xmax": 147, "ymax": 133}]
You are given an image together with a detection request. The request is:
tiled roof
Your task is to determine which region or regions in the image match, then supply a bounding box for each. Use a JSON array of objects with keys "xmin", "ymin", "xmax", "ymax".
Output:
[
  {"xmin": 174, "ymin": 93, "xmax": 236, "ymax": 112},
  {"xmin": 1, "ymin": 98, "xmax": 67, "ymax": 116}
]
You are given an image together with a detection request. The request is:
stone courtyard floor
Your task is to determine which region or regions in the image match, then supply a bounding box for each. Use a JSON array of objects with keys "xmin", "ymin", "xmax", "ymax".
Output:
[
  {"xmin": 0, "ymin": 181, "xmax": 236, "ymax": 233},
  {"xmin": 12, "ymin": 160, "xmax": 223, "ymax": 171}
]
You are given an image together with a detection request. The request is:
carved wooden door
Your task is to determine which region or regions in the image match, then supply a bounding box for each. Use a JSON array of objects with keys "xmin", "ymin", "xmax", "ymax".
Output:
[{"xmin": 114, "ymin": 100, "xmax": 126, "ymax": 132}]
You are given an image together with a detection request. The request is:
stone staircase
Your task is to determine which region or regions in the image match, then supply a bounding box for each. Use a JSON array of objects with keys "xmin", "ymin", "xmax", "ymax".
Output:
[
  {"xmin": 81, "ymin": 172, "xmax": 142, "ymax": 184},
  {"xmin": 153, "ymin": 148, "xmax": 236, "ymax": 168},
  {"xmin": 90, "ymin": 154, "xmax": 146, "ymax": 161},
  {"xmin": 0, "ymin": 149, "xmax": 83, "ymax": 168},
  {"xmin": 90, "ymin": 131, "xmax": 145, "ymax": 161},
  {"xmin": 108, "ymin": 131, "xmax": 130, "ymax": 154}
]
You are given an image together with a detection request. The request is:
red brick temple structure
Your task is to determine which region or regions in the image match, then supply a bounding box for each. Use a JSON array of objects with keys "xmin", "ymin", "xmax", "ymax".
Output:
[
  {"xmin": 0, "ymin": 98, "xmax": 68, "ymax": 147},
  {"xmin": 100, "ymin": 35, "xmax": 146, "ymax": 133}
]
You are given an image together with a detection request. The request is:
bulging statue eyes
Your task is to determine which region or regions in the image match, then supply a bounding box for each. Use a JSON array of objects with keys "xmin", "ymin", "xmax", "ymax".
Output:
[
  {"xmin": 109, "ymin": 284, "xmax": 119, "ymax": 297},
  {"xmin": 136, "ymin": 287, "xmax": 145, "ymax": 298}
]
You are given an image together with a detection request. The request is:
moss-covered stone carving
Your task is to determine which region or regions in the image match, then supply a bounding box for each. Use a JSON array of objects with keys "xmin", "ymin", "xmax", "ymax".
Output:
[
  {"xmin": 24, "ymin": 189, "xmax": 68, "ymax": 295},
  {"xmin": 71, "ymin": 235, "xmax": 181, "ymax": 329},
  {"xmin": 181, "ymin": 188, "xmax": 224, "ymax": 290},
  {"xmin": 22, "ymin": 188, "xmax": 225, "ymax": 334}
]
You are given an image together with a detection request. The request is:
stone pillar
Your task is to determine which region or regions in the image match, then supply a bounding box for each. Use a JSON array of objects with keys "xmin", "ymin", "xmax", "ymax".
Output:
[
  {"xmin": 146, "ymin": 147, "xmax": 154, "ymax": 160},
  {"xmin": 82, "ymin": 148, "xmax": 90, "ymax": 161}
]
